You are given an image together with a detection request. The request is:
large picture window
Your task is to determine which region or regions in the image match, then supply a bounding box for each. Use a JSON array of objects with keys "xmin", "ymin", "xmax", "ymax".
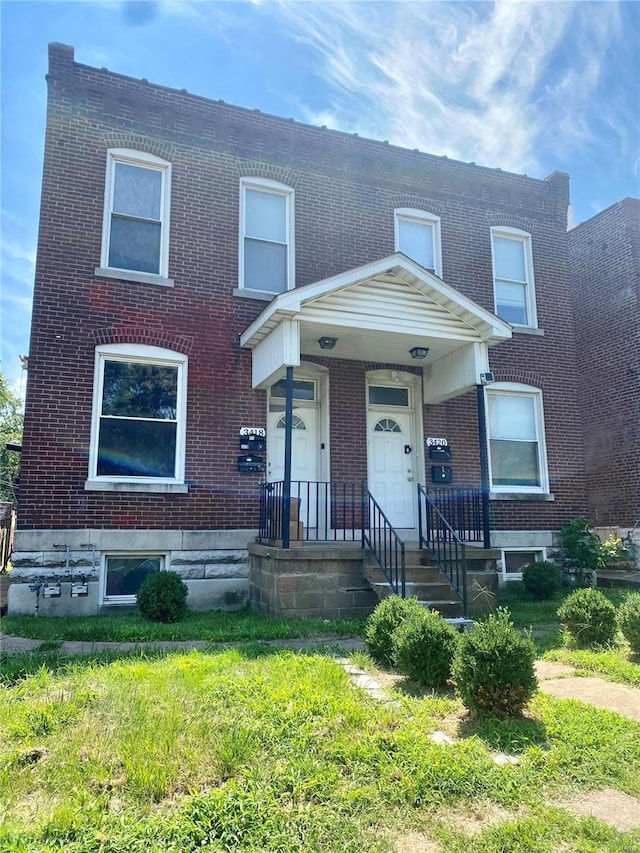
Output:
[
  {"xmin": 100, "ymin": 149, "xmax": 171, "ymax": 279},
  {"xmin": 239, "ymin": 178, "xmax": 294, "ymax": 293},
  {"xmin": 89, "ymin": 345, "xmax": 187, "ymax": 484},
  {"xmin": 487, "ymin": 384, "xmax": 548, "ymax": 492},
  {"xmin": 491, "ymin": 227, "xmax": 536, "ymax": 327},
  {"xmin": 394, "ymin": 209, "xmax": 442, "ymax": 277}
]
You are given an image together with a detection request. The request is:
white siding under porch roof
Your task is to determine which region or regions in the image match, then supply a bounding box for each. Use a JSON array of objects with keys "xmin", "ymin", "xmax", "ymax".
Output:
[{"xmin": 302, "ymin": 275, "xmax": 482, "ymax": 341}]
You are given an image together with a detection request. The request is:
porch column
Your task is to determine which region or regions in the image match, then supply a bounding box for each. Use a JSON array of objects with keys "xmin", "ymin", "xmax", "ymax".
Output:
[
  {"xmin": 475, "ymin": 384, "xmax": 491, "ymax": 549},
  {"xmin": 282, "ymin": 366, "xmax": 294, "ymax": 548}
]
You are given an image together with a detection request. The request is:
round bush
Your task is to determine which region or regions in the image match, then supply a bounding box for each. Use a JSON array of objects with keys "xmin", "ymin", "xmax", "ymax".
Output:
[
  {"xmin": 522, "ymin": 560, "xmax": 562, "ymax": 600},
  {"xmin": 392, "ymin": 608, "xmax": 458, "ymax": 687},
  {"xmin": 137, "ymin": 571, "xmax": 188, "ymax": 623},
  {"xmin": 364, "ymin": 596, "xmax": 424, "ymax": 666},
  {"xmin": 452, "ymin": 609, "xmax": 537, "ymax": 718},
  {"xmin": 618, "ymin": 592, "xmax": 640, "ymax": 654},
  {"xmin": 557, "ymin": 587, "xmax": 617, "ymax": 648}
]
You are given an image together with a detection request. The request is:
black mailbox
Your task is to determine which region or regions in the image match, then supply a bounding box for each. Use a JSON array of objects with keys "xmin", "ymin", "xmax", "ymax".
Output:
[
  {"xmin": 239, "ymin": 435, "xmax": 266, "ymax": 452},
  {"xmin": 237, "ymin": 454, "xmax": 265, "ymax": 473},
  {"xmin": 431, "ymin": 465, "xmax": 452, "ymax": 484},
  {"xmin": 429, "ymin": 445, "xmax": 452, "ymax": 461}
]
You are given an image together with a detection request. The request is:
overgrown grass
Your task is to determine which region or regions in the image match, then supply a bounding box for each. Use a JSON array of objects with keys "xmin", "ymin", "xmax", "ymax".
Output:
[
  {"xmin": 0, "ymin": 606, "xmax": 366, "ymax": 643},
  {"xmin": 1, "ymin": 648, "xmax": 639, "ymax": 852}
]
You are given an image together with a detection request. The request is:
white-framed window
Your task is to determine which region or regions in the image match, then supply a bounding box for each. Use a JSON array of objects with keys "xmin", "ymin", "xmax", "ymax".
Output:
[
  {"xmin": 101, "ymin": 553, "xmax": 165, "ymax": 604},
  {"xmin": 394, "ymin": 208, "xmax": 442, "ymax": 277},
  {"xmin": 100, "ymin": 149, "xmax": 171, "ymax": 278},
  {"xmin": 490, "ymin": 227, "xmax": 537, "ymax": 327},
  {"xmin": 500, "ymin": 548, "xmax": 547, "ymax": 581},
  {"xmin": 486, "ymin": 383, "xmax": 548, "ymax": 493},
  {"xmin": 88, "ymin": 344, "xmax": 188, "ymax": 485},
  {"xmin": 239, "ymin": 178, "xmax": 294, "ymax": 293}
]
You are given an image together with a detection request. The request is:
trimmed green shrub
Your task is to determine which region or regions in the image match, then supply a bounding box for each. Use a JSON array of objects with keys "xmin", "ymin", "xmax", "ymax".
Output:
[
  {"xmin": 618, "ymin": 592, "xmax": 640, "ymax": 654},
  {"xmin": 364, "ymin": 595, "xmax": 424, "ymax": 666},
  {"xmin": 522, "ymin": 560, "xmax": 562, "ymax": 600},
  {"xmin": 557, "ymin": 587, "xmax": 617, "ymax": 648},
  {"xmin": 137, "ymin": 571, "xmax": 188, "ymax": 623},
  {"xmin": 392, "ymin": 608, "xmax": 458, "ymax": 687},
  {"xmin": 452, "ymin": 609, "xmax": 537, "ymax": 718}
]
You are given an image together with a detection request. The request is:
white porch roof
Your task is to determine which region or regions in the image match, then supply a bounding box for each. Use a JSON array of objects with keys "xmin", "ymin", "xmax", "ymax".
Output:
[{"xmin": 240, "ymin": 253, "xmax": 512, "ymax": 403}]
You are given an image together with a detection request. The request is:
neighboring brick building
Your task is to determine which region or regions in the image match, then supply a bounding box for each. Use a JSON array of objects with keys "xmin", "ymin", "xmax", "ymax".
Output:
[
  {"xmin": 568, "ymin": 198, "xmax": 640, "ymax": 528},
  {"xmin": 11, "ymin": 43, "xmax": 592, "ymax": 614}
]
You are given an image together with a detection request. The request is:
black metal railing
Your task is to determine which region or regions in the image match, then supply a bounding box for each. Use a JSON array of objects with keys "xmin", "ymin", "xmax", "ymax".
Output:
[
  {"xmin": 258, "ymin": 481, "xmax": 363, "ymax": 544},
  {"xmin": 362, "ymin": 484, "xmax": 406, "ymax": 597},
  {"xmin": 425, "ymin": 486, "xmax": 483, "ymax": 543},
  {"xmin": 418, "ymin": 485, "xmax": 467, "ymax": 617}
]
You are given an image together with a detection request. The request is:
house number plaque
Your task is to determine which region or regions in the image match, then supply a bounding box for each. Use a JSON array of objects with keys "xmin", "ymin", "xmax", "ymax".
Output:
[{"xmin": 426, "ymin": 437, "xmax": 448, "ymax": 447}]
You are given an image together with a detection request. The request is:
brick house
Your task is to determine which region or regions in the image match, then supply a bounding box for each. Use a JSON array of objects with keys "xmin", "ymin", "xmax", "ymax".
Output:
[
  {"xmin": 568, "ymin": 199, "xmax": 640, "ymax": 531},
  {"xmin": 10, "ymin": 43, "xmax": 591, "ymax": 616}
]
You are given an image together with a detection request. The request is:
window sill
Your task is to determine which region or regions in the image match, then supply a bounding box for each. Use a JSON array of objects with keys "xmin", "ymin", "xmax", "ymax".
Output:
[
  {"xmin": 85, "ymin": 481, "xmax": 188, "ymax": 494},
  {"xmin": 94, "ymin": 268, "xmax": 175, "ymax": 288},
  {"xmin": 490, "ymin": 491, "xmax": 554, "ymax": 502},
  {"xmin": 233, "ymin": 287, "xmax": 279, "ymax": 301},
  {"xmin": 512, "ymin": 326, "xmax": 544, "ymax": 336}
]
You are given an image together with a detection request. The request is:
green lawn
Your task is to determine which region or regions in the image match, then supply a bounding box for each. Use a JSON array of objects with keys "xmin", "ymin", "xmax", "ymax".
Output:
[
  {"xmin": 1, "ymin": 646, "xmax": 639, "ymax": 853},
  {"xmin": 0, "ymin": 607, "xmax": 367, "ymax": 643}
]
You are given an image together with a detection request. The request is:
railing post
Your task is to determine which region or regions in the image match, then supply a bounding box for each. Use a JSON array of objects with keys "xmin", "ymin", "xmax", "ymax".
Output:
[
  {"xmin": 282, "ymin": 367, "xmax": 294, "ymax": 548},
  {"xmin": 360, "ymin": 481, "xmax": 366, "ymax": 548},
  {"xmin": 461, "ymin": 543, "xmax": 468, "ymax": 618},
  {"xmin": 417, "ymin": 485, "xmax": 423, "ymax": 549},
  {"xmin": 475, "ymin": 384, "xmax": 492, "ymax": 549}
]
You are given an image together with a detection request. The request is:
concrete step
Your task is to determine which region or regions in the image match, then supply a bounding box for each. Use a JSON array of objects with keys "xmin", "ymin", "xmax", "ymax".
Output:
[
  {"xmin": 371, "ymin": 581, "xmax": 455, "ymax": 599},
  {"xmin": 418, "ymin": 600, "xmax": 464, "ymax": 618}
]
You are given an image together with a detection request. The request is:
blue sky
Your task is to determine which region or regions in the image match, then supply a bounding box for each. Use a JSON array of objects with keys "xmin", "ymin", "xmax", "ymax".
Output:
[{"xmin": 1, "ymin": 0, "xmax": 639, "ymax": 392}]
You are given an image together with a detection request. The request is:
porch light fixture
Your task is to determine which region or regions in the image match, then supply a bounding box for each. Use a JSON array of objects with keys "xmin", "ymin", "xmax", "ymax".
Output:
[
  {"xmin": 409, "ymin": 346, "xmax": 429, "ymax": 360},
  {"xmin": 318, "ymin": 336, "xmax": 337, "ymax": 350}
]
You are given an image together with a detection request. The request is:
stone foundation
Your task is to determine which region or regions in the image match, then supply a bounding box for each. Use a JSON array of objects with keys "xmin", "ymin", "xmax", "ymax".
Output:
[
  {"xmin": 249, "ymin": 543, "xmax": 378, "ymax": 619},
  {"xmin": 8, "ymin": 529, "xmax": 253, "ymax": 616}
]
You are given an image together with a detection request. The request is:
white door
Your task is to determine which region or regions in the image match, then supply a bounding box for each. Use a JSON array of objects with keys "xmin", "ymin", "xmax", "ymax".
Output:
[
  {"xmin": 267, "ymin": 408, "xmax": 319, "ymax": 528},
  {"xmin": 367, "ymin": 410, "xmax": 416, "ymax": 528}
]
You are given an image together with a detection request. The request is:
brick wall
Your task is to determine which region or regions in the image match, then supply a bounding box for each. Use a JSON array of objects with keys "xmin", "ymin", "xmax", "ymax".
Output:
[
  {"xmin": 568, "ymin": 198, "xmax": 640, "ymax": 526},
  {"xmin": 19, "ymin": 43, "xmax": 587, "ymax": 534}
]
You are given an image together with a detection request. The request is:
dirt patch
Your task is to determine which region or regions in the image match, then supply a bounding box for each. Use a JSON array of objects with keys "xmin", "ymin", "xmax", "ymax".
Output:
[
  {"xmin": 394, "ymin": 832, "xmax": 441, "ymax": 852},
  {"xmin": 556, "ymin": 787, "xmax": 640, "ymax": 831},
  {"xmin": 445, "ymin": 800, "xmax": 518, "ymax": 836}
]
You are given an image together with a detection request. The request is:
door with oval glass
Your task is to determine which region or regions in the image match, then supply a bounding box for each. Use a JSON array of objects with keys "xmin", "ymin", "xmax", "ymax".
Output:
[{"xmin": 367, "ymin": 386, "xmax": 416, "ymax": 529}]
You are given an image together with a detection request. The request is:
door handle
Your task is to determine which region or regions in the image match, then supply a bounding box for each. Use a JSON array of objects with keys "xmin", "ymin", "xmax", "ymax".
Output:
[{"xmin": 407, "ymin": 475, "xmax": 413, "ymax": 482}]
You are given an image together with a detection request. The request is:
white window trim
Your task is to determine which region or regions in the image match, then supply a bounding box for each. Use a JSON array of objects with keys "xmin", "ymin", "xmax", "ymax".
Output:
[
  {"xmin": 100, "ymin": 552, "xmax": 168, "ymax": 605},
  {"xmin": 87, "ymin": 343, "xmax": 188, "ymax": 488},
  {"xmin": 394, "ymin": 208, "xmax": 442, "ymax": 278},
  {"xmin": 486, "ymin": 382, "xmax": 549, "ymax": 495},
  {"xmin": 99, "ymin": 148, "xmax": 172, "ymax": 281},
  {"xmin": 239, "ymin": 177, "xmax": 295, "ymax": 295},
  {"xmin": 490, "ymin": 226, "xmax": 537, "ymax": 329},
  {"xmin": 499, "ymin": 547, "xmax": 548, "ymax": 582}
]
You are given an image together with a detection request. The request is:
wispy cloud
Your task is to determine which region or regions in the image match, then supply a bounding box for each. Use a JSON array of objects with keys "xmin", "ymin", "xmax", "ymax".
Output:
[{"xmin": 264, "ymin": 0, "xmax": 635, "ymax": 178}]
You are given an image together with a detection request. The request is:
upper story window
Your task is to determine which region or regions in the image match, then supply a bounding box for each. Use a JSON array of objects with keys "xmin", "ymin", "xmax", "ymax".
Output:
[
  {"xmin": 240, "ymin": 178, "xmax": 294, "ymax": 294},
  {"xmin": 100, "ymin": 149, "xmax": 171, "ymax": 279},
  {"xmin": 394, "ymin": 209, "xmax": 442, "ymax": 277},
  {"xmin": 486, "ymin": 383, "xmax": 548, "ymax": 493},
  {"xmin": 88, "ymin": 344, "xmax": 187, "ymax": 486},
  {"xmin": 491, "ymin": 227, "xmax": 537, "ymax": 327}
]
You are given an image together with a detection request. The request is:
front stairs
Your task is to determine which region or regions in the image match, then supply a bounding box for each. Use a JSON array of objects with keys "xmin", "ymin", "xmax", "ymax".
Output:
[{"xmin": 364, "ymin": 548, "xmax": 464, "ymax": 618}]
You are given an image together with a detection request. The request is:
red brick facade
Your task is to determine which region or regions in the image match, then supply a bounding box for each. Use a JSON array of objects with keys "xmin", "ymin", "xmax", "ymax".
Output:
[
  {"xmin": 20, "ymin": 42, "xmax": 589, "ymax": 538},
  {"xmin": 568, "ymin": 199, "xmax": 640, "ymax": 527}
]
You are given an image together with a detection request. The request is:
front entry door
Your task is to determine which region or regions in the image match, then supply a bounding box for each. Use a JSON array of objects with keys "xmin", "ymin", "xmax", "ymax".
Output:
[
  {"xmin": 367, "ymin": 409, "xmax": 416, "ymax": 528},
  {"xmin": 267, "ymin": 407, "xmax": 319, "ymax": 528}
]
